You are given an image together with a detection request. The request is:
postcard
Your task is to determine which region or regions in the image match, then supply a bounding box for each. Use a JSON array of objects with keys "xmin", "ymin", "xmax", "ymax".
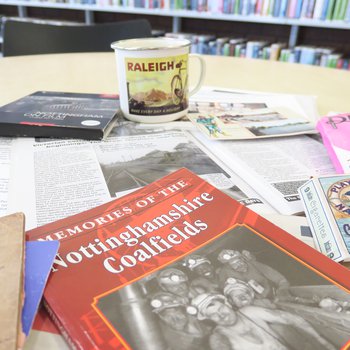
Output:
[{"xmin": 187, "ymin": 94, "xmax": 317, "ymax": 140}]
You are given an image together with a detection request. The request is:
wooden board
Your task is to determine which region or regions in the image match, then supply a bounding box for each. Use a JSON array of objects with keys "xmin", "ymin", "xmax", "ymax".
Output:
[{"xmin": 0, "ymin": 213, "xmax": 25, "ymax": 350}]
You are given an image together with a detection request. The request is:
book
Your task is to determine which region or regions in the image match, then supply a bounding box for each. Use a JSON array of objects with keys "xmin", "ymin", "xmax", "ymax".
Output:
[
  {"xmin": 22, "ymin": 240, "xmax": 60, "ymax": 337},
  {"xmin": 332, "ymin": 0, "xmax": 343, "ymax": 17},
  {"xmin": 320, "ymin": 0, "xmax": 330, "ymax": 18},
  {"xmin": 0, "ymin": 212, "xmax": 25, "ymax": 350},
  {"xmin": 299, "ymin": 174, "xmax": 350, "ymax": 262},
  {"xmin": 313, "ymin": 0, "xmax": 325, "ymax": 17},
  {"xmin": 0, "ymin": 91, "xmax": 120, "ymax": 140},
  {"xmin": 317, "ymin": 114, "xmax": 350, "ymax": 174},
  {"xmin": 27, "ymin": 168, "xmax": 350, "ymax": 350},
  {"xmin": 326, "ymin": 0, "xmax": 336, "ymax": 18},
  {"xmin": 338, "ymin": 0, "xmax": 348, "ymax": 18}
]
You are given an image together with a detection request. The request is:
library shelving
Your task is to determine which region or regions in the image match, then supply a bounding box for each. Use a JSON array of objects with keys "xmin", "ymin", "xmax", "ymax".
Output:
[
  {"xmin": 1, "ymin": 0, "xmax": 350, "ymax": 71},
  {"xmin": 1, "ymin": 0, "xmax": 350, "ymax": 47}
]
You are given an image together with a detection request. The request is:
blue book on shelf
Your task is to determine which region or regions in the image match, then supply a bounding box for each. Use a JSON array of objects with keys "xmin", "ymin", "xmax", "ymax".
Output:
[
  {"xmin": 300, "ymin": 47, "xmax": 316, "ymax": 65},
  {"xmin": 191, "ymin": 0, "xmax": 198, "ymax": 10},
  {"xmin": 278, "ymin": 0, "xmax": 289, "ymax": 16},
  {"xmin": 320, "ymin": 0, "xmax": 330, "ymax": 18},
  {"xmin": 295, "ymin": 0, "xmax": 303, "ymax": 16},
  {"xmin": 273, "ymin": 0, "xmax": 282, "ymax": 16},
  {"xmin": 239, "ymin": 0, "xmax": 244, "ymax": 13},
  {"xmin": 223, "ymin": 0, "xmax": 230, "ymax": 12}
]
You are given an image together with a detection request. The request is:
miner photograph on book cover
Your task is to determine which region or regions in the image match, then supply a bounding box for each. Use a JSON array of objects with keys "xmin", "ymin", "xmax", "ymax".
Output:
[{"xmin": 96, "ymin": 225, "xmax": 350, "ymax": 350}]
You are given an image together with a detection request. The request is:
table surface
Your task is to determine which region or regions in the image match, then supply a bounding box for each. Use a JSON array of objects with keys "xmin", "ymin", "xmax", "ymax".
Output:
[
  {"xmin": 1, "ymin": 52, "xmax": 350, "ymax": 115},
  {"xmin": 2, "ymin": 53, "xmax": 350, "ymax": 349}
]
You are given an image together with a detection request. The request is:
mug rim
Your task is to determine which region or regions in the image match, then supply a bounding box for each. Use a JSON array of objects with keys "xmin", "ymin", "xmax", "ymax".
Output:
[{"xmin": 111, "ymin": 37, "xmax": 191, "ymax": 51}]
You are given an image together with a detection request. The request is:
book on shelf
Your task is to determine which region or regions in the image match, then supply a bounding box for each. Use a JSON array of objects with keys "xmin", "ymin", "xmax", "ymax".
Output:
[
  {"xmin": 313, "ymin": 0, "xmax": 325, "ymax": 18},
  {"xmin": 167, "ymin": 32, "xmax": 349, "ymax": 70},
  {"xmin": 317, "ymin": 113, "xmax": 350, "ymax": 174},
  {"xmin": 0, "ymin": 212, "xmax": 25, "ymax": 350},
  {"xmin": 26, "ymin": 168, "xmax": 350, "ymax": 350},
  {"xmin": 299, "ymin": 174, "xmax": 350, "ymax": 262},
  {"xmin": 320, "ymin": 0, "xmax": 330, "ymax": 19},
  {"xmin": 0, "ymin": 91, "xmax": 120, "ymax": 140},
  {"xmin": 9, "ymin": 0, "xmax": 350, "ymax": 22}
]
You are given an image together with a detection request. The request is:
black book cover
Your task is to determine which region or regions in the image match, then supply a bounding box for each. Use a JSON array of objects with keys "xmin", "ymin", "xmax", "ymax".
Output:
[{"xmin": 0, "ymin": 91, "xmax": 120, "ymax": 140}]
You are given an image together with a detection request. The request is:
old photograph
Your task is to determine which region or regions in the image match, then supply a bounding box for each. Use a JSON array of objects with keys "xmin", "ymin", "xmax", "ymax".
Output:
[
  {"xmin": 96, "ymin": 129, "xmax": 246, "ymax": 202},
  {"xmin": 97, "ymin": 225, "xmax": 350, "ymax": 350}
]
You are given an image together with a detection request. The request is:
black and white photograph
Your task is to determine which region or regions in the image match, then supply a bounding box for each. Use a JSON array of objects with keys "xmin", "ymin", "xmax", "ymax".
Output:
[
  {"xmin": 97, "ymin": 225, "xmax": 350, "ymax": 350},
  {"xmin": 96, "ymin": 129, "xmax": 247, "ymax": 203}
]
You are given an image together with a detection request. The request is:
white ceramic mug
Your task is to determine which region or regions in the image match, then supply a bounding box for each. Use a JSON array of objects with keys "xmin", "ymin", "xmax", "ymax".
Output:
[{"xmin": 111, "ymin": 37, "xmax": 205, "ymax": 123}]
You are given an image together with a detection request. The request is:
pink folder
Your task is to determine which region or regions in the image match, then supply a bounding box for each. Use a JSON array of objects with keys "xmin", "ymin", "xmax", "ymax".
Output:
[{"xmin": 316, "ymin": 114, "xmax": 350, "ymax": 174}]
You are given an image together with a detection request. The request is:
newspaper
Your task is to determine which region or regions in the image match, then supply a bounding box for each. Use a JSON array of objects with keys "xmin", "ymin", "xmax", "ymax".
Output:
[
  {"xmin": 0, "ymin": 137, "xmax": 14, "ymax": 216},
  {"xmin": 8, "ymin": 123, "xmax": 276, "ymax": 231},
  {"xmin": 193, "ymin": 133, "xmax": 336, "ymax": 215},
  {"xmin": 6, "ymin": 88, "xmax": 327, "ymax": 225}
]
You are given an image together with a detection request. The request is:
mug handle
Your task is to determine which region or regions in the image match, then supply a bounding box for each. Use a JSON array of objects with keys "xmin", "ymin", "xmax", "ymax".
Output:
[{"xmin": 188, "ymin": 54, "xmax": 206, "ymax": 97}]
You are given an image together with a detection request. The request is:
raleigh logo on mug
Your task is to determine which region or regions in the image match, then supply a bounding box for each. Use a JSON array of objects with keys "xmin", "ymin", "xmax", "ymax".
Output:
[{"xmin": 111, "ymin": 37, "xmax": 205, "ymax": 123}]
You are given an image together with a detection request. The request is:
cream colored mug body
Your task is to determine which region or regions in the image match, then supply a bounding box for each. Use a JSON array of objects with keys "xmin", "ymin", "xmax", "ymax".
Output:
[{"xmin": 111, "ymin": 38, "xmax": 205, "ymax": 123}]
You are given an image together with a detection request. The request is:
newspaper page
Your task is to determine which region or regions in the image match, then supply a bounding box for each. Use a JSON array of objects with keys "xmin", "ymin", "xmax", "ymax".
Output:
[
  {"xmin": 0, "ymin": 137, "xmax": 15, "ymax": 216},
  {"xmin": 8, "ymin": 124, "xmax": 276, "ymax": 231},
  {"xmin": 8, "ymin": 137, "xmax": 109, "ymax": 230},
  {"xmin": 192, "ymin": 133, "xmax": 336, "ymax": 215}
]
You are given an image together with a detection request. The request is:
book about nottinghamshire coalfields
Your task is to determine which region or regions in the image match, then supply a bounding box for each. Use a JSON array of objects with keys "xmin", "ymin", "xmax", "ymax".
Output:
[{"xmin": 27, "ymin": 168, "xmax": 350, "ymax": 350}]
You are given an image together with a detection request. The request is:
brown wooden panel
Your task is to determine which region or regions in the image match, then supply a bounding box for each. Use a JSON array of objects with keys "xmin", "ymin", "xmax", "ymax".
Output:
[{"xmin": 0, "ymin": 212, "xmax": 25, "ymax": 350}]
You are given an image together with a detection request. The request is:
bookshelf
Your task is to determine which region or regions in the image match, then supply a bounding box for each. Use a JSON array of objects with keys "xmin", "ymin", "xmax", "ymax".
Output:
[{"xmin": 1, "ymin": 0, "xmax": 350, "ymax": 47}]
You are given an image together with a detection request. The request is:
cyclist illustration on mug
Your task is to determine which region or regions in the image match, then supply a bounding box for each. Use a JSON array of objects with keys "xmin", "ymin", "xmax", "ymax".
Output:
[{"xmin": 171, "ymin": 59, "xmax": 188, "ymax": 106}]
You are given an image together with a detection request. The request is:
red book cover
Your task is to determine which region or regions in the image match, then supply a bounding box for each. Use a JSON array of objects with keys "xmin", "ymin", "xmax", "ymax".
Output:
[{"xmin": 27, "ymin": 168, "xmax": 350, "ymax": 350}]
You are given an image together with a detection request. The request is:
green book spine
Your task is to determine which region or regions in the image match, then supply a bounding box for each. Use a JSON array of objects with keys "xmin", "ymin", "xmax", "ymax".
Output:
[
  {"xmin": 234, "ymin": 0, "xmax": 240, "ymax": 13},
  {"xmin": 268, "ymin": 0, "xmax": 275, "ymax": 15},
  {"xmin": 339, "ymin": 0, "xmax": 349, "ymax": 18},
  {"xmin": 326, "ymin": 0, "xmax": 336, "ymax": 19},
  {"xmin": 332, "ymin": 0, "xmax": 342, "ymax": 19}
]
